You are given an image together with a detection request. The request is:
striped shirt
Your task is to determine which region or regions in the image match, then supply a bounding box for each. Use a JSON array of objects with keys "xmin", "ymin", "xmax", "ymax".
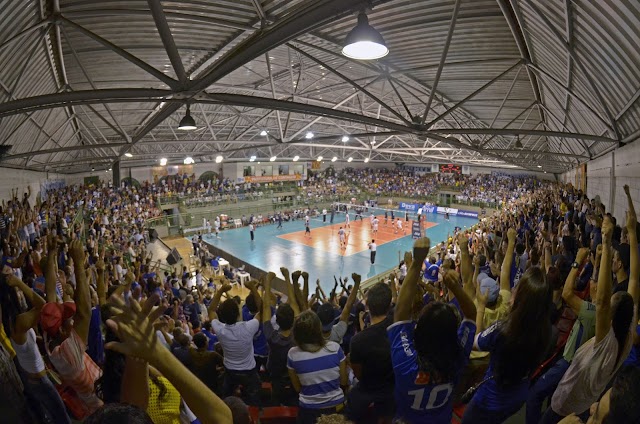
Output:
[{"xmin": 287, "ymin": 341, "xmax": 345, "ymax": 409}]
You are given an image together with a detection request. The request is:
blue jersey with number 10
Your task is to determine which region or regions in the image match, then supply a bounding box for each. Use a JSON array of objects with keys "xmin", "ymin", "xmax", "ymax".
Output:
[{"xmin": 388, "ymin": 319, "xmax": 476, "ymax": 423}]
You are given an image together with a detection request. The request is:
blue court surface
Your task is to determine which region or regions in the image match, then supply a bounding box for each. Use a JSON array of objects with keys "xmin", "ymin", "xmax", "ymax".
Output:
[{"xmin": 198, "ymin": 211, "xmax": 477, "ymax": 292}]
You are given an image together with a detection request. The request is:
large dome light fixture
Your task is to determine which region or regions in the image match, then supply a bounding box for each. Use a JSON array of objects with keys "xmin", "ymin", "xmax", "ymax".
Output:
[
  {"xmin": 178, "ymin": 105, "xmax": 196, "ymax": 130},
  {"xmin": 342, "ymin": 12, "xmax": 388, "ymax": 60}
]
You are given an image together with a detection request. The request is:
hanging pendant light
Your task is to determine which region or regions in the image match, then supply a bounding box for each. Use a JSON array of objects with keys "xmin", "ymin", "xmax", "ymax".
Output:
[
  {"xmin": 178, "ymin": 105, "xmax": 196, "ymax": 130},
  {"xmin": 342, "ymin": 12, "xmax": 389, "ymax": 60}
]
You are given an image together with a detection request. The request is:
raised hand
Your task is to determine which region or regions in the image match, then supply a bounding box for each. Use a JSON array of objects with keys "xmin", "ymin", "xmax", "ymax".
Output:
[
  {"xmin": 291, "ymin": 270, "xmax": 301, "ymax": 284},
  {"xmin": 442, "ymin": 270, "xmax": 460, "ymax": 289},
  {"xmin": 220, "ymin": 283, "xmax": 233, "ymax": 293},
  {"xmin": 266, "ymin": 271, "xmax": 276, "ymax": 281},
  {"xmin": 412, "ymin": 237, "xmax": 431, "ymax": 263},
  {"xmin": 602, "ymin": 216, "xmax": 614, "ymax": 243},
  {"xmin": 457, "ymin": 233, "xmax": 468, "ymax": 252},
  {"xmin": 507, "ymin": 228, "xmax": 517, "ymax": 243},
  {"xmin": 351, "ymin": 273, "xmax": 361, "ymax": 285},
  {"xmin": 69, "ymin": 239, "xmax": 84, "ymax": 263},
  {"xmin": 106, "ymin": 294, "xmax": 166, "ymax": 363},
  {"xmin": 280, "ymin": 267, "xmax": 290, "ymax": 279},
  {"xmin": 576, "ymin": 247, "xmax": 590, "ymax": 263}
]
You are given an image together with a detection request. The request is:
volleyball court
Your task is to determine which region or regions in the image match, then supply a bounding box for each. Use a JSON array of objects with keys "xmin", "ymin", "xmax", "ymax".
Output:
[{"xmin": 278, "ymin": 202, "xmax": 437, "ymax": 256}]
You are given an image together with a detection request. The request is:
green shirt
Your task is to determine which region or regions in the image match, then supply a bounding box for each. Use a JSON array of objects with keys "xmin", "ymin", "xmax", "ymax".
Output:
[{"xmin": 563, "ymin": 300, "xmax": 596, "ymax": 362}]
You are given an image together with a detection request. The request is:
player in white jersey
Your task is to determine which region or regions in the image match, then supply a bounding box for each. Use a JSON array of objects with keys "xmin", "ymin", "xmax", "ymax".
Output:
[
  {"xmin": 395, "ymin": 218, "xmax": 404, "ymax": 235},
  {"xmin": 369, "ymin": 213, "xmax": 375, "ymax": 228},
  {"xmin": 338, "ymin": 227, "xmax": 346, "ymax": 248},
  {"xmin": 345, "ymin": 212, "xmax": 350, "ymax": 229},
  {"xmin": 372, "ymin": 217, "xmax": 379, "ymax": 234}
]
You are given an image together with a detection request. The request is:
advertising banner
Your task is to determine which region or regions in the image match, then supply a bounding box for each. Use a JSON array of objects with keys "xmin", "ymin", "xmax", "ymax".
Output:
[
  {"xmin": 412, "ymin": 220, "xmax": 422, "ymax": 239},
  {"xmin": 242, "ymin": 174, "xmax": 302, "ymax": 183},
  {"xmin": 457, "ymin": 209, "xmax": 479, "ymax": 218},
  {"xmin": 399, "ymin": 202, "xmax": 419, "ymax": 211},
  {"xmin": 436, "ymin": 207, "xmax": 459, "ymax": 215}
]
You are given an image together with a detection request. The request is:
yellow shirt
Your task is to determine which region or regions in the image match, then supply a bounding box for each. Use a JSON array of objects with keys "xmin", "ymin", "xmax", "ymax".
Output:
[{"xmin": 147, "ymin": 376, "xmax": 181, "ymax": 424}]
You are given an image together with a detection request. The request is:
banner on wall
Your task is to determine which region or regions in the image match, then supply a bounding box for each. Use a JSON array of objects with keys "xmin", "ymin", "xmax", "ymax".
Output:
[
  {"xmin": 310, "ymin": 161, "xmax": 321, "ymax": 170},
  {"xmin": 152, "ymin": 165, "xmax": 194, "ymax": 178},
  {"xmin": 435, "ymin": 206, "xmax": 478, "ymax": 219},
  {"xmin": 241, "ymin": 174, "xmax": 303, "ymax": 183},
  {"xmin": 398, "ymin": 203, "xmax": 436, "ymax": 213}
]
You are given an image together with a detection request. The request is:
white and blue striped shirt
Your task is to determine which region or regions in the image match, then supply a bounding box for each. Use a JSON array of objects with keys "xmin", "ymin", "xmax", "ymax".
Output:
[{"xmin": 287, "ymin": 341, "xmax": 345, "ymax": 409}]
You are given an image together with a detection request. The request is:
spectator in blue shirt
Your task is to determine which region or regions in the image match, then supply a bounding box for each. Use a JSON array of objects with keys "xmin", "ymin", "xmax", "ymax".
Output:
[
  {"xmin": 389, "ymin": 237, "xmax": 477, "ymax": 424},
  {"xmin": 462, "ymin": 228, "xmax": 553, "ymax": 424}
]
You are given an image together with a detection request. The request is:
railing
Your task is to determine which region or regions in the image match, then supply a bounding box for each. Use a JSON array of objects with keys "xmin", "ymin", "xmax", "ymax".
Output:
[{"xmin": 158, "ymin": 183, "xmax": 301, "ymax": 209}]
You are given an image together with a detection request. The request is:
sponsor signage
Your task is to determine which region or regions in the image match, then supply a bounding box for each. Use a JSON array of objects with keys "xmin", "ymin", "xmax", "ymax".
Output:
[
  {"xmin": 412, "ymin": 220, "xmax": 422, "ymax": 239},
  {"xmin": 436, "ymin": 207, "xmax": 458, "ymax": 215},
  {"xmin": 241, "ymin": 174, "xmax": 302, "ymax": 183},
  {"xmin": 399, "ymin": 203, "xmax": 437, "ymax": 213},
  {"xmin": 457, "ymin": 210, "xmax": 479, "ymax": 218}
]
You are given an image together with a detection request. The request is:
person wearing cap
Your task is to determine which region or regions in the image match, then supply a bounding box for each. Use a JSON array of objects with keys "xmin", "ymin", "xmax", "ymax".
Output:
[
  {"xmin": 317, "ymin": 275, "xmax": 361, "ymax": 344},
  {"xmin": 1, "ymin": 264, "xmax": 71, "ymax": 424},
  {"xmin": 42, "ymin": 239, "xmax": 103, "ymax": 414}
]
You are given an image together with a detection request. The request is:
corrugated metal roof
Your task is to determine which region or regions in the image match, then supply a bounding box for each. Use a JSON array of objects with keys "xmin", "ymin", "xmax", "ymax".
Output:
[{"xmin": 0, "ymin": 0, "xmax": 637, "ymax": 173}]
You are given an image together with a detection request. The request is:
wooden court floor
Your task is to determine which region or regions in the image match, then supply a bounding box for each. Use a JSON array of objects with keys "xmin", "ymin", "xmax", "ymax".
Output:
[{"xmin": 278, "ymin": 218, "xmax": 438, "ymax": 256}]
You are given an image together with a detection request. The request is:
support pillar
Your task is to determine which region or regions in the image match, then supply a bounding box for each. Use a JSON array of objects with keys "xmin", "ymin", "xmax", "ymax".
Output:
[{"xmin": 112, "ymin": 160, "xmax": 121, "ymax": 188}]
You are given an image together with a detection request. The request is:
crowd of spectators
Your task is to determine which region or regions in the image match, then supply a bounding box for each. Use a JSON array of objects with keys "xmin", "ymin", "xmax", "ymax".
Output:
[{"xmin": 0, "ymin": 169, "xmax": 638, "ymax": 424}]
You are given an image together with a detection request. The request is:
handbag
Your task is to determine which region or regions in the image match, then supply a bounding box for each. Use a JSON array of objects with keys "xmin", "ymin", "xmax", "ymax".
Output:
[{"xmin": 460, "ymin": 375, "xmax": 493, "ymax": 404}]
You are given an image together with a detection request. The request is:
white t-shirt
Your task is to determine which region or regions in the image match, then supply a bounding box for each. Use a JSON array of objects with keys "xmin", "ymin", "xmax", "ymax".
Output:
[
  {"xmin": 551, "ymin": 318, "xmax": 636, "ymax": 416},
  {"xmin": 212, "ymin": 318, "xmax": 259, "ymax": 370},
  {"xmin": 369, "ymin": 242, "xmax": 377, "ymax": 252}
]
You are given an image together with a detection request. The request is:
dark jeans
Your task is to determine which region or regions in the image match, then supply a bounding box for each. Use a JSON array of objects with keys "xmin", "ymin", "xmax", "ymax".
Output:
[
  {"xmin": 271, "ymin": 374, "xmax": 297, "ymax": 406},
  {"xmin": 24, "ymin": 375, "xmax": 72, "ymax": 424},
  {"xmin": 298, "ymin": 405, "xmax": 340, "ymax": 424},
  {"xmin": 346, "ymin": 385, "xmax": 394, "ymax": 423},
  {"xmin": 255, "ymin": 355, "xmax": 268, "ymax": 373},
  {"xmin": 250, "ymin": 231, "xmax": 254, "ymax": 241},
  {"xmin": 462, "ymin": 398, "xmax": 523, "ymax": 424},
  {"xmin": 526, "ymin": 358, "xmax": 570, "ymax": 424},
  {"xmin": 370, "ymin": 251, "xmax": 376, "ymax": 264},
  {"xmin": 223, "ymin": 369, "xmax": 261, "ymax": 406}
]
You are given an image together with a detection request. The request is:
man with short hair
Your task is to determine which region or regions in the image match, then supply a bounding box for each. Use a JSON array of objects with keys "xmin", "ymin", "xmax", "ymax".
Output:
[{"xmin": 346, "ymin": 282, "xmax": 395, "ymax": 422}]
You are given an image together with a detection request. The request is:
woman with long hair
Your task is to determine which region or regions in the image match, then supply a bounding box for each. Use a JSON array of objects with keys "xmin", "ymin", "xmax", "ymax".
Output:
[
  {"xmin": 0, "ymin": 266, "xmax": 71, "ymax": 424},
  {"xmin": 541, "ymin": 193, "xmax": 639, "ymax": 423},
  {"xmin": 462, "ymin": 228, "xmax": 553, "ymax": 424},
  {"xmin": 287, "ymin": 309, "xmax": 348, "ymax": 424},
  {"xmin": 388, "ymin": 235, "xmax": 477, "ymax": 424}
]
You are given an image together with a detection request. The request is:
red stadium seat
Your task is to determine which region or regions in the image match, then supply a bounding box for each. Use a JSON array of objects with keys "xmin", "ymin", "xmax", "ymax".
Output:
[{"xmin": 260, "ymin": 406, "xmax": 299, "ymax": 423}]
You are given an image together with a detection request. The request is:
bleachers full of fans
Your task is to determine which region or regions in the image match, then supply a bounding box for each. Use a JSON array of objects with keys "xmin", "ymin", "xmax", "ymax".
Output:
[{"xmin": 0, "ymin": 170, "xmax": 637, "ymax": 424}]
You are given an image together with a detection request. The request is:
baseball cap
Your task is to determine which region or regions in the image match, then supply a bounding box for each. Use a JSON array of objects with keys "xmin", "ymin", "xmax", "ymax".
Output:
[
  {"xmin": 317, "ymin": 303, "xmax": 337, "ymax": 332},
  {"xmin": 40, "ymin": 302, "xmax": 76, "ymax": 337},
  {"xmin": 478, "ymin": 274, "xmax": 500, "ymax": 303}
]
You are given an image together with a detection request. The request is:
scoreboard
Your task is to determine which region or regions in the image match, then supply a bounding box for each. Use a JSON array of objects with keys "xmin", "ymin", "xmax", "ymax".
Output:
[{"xmin": 439, "ymin": 164, "xmax": 461, "ymax": 174}]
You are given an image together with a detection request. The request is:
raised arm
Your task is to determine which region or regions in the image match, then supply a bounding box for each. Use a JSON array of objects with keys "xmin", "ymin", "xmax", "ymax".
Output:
[
  {"xmin": 562, "ymin": 247, "xmax": 590, "ymax": 314},
  {"xmin": 458, "ymin": 233, "xmax": 474, "ymax": 300},
  {"xmin": 96, "ymin": 248, "xmax": 107, "ymax": 306},
  {"xmin": 107, "ymin": 296, "xmax": 233, "ymax": 424},
  {"xmin": 339, "ymin": 273, "xmax": 361, "ymax": 323},
  {"xmin": 45, "ymin": 235, "xmax": 58, "ymax": 302},
  {"xmin": 280, "ymin": 267, "xmax": 300, "ymax": 316},
  {"xmin": 395, "ymin": 238, "xmax": 431, "ymax": 322},
  {"xmin": 443, "ymin": 270, "xmax": 476, "ymax": 320},
  {"xmin": 262, "ymin": 272, "xmax": 275, "ymax": 323},
  {"xmin": 595, "ymin": 217, "xmax": 614, "ymax": 344},
  {"xmin": 3, "ymin": 269, "xmax": 46, "ymax": 343},
  {"xmin": 244, "ymin": 280, "xmax": 261, "ymax": 321},
  {"xmin": 500, "ymin": 228, "xmax": 517, "ymax": 291},
  {"xmin": 70, "ymin": 239, "xmax": 91, "ymax": 343},
  {"xmin": 301, "ymin": 271, "xmax": 310, "ymax": 307},
  {"xmin": 624, "ymin": 185, "xmax": 639, "ymax": 306},
  {"xmin": 207, "ymin": 281, "xmax": 231, "ymax": 321}
]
